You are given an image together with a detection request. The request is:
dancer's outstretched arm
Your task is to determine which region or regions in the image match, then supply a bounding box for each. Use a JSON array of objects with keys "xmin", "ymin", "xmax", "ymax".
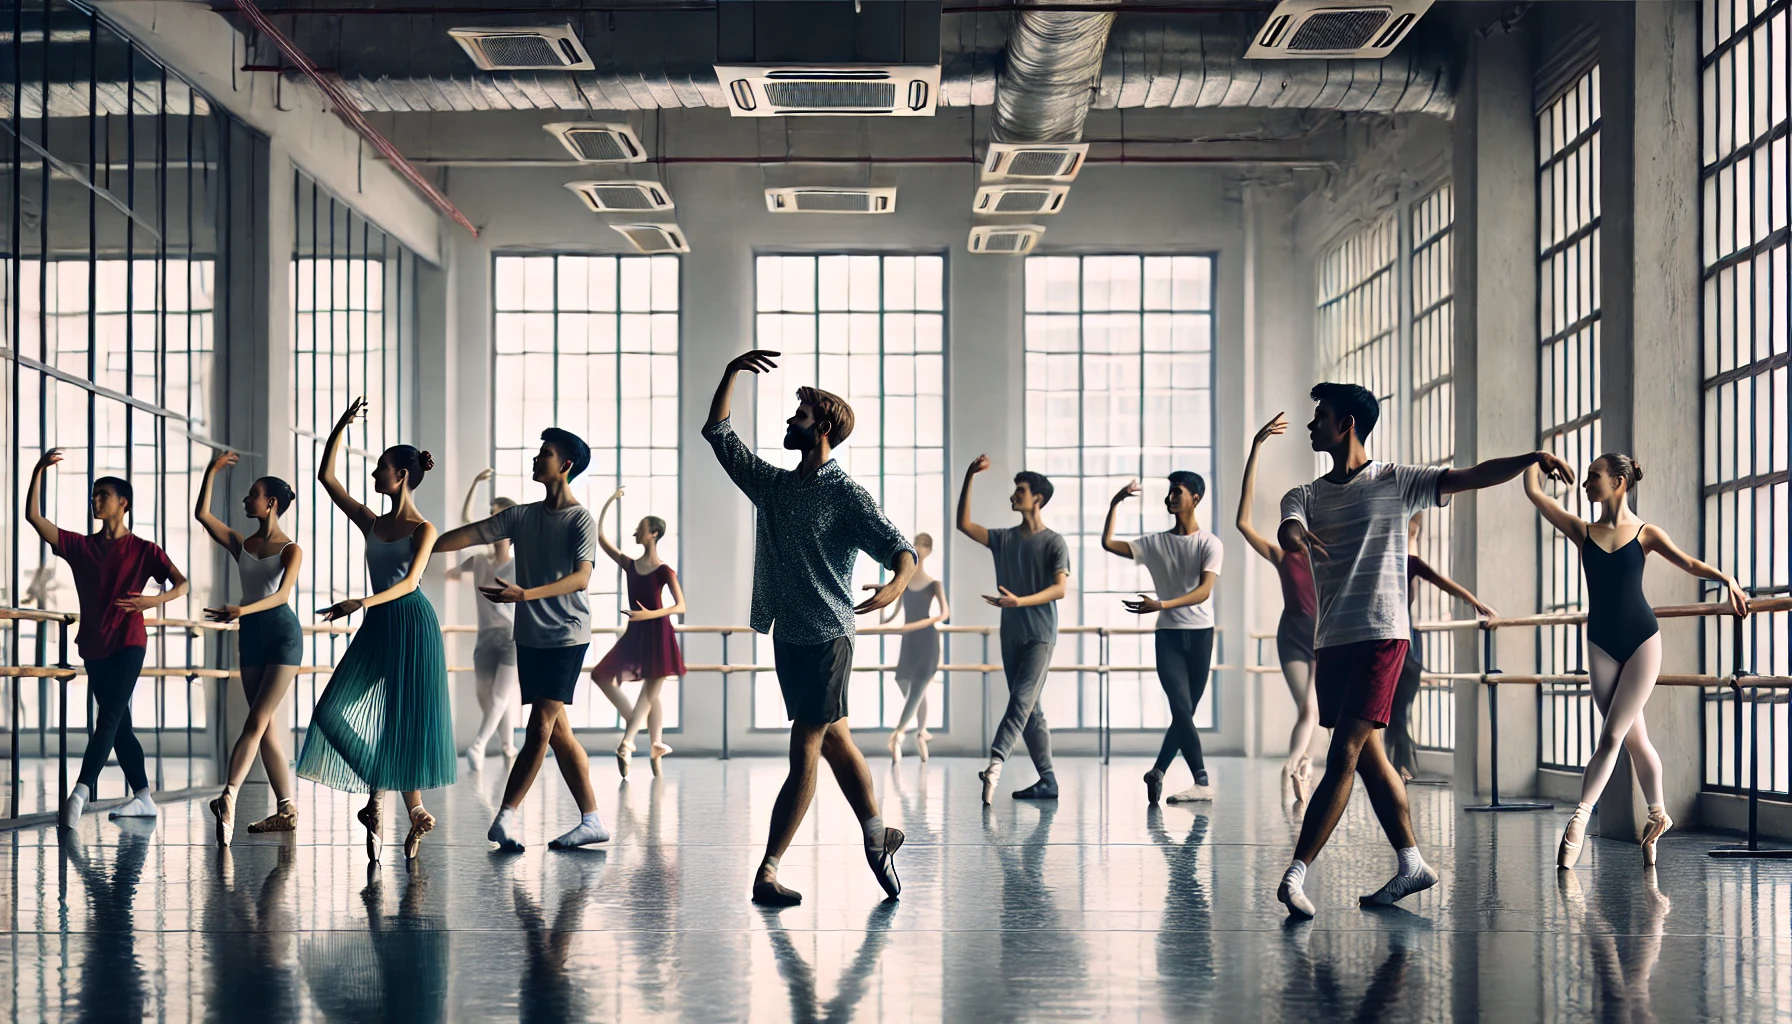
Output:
[
  {"xmin": 319, "ymin": 523, "xmax": 438, "ymax": 620},
  {"xmin": 24, "ymin": 448, "xmax": 67, "ymax": 550},
  {"xmin": 1639, "ymin": 524, "xmax": 1751, "ymax": 618},
  {"xmin": 1409, "ymin": 557, "xmax": 1496, "ymax": 619},
  {"xmin": 480, "ymin": 559, "xmax": 594, "ymax": 607},
  {"xmin": 956, "ymin": 455, "xmax": 991, "ymax": 548},
  {"xmin": 1237, "ymin": 413, "xmax": 1288, "ymax": 563},
  {"xmin": 1443, "ymin": 449, "xmax": 1575, "ymax": 496},
  {"xmin": 195, "ymin": 450, "xmax": 245, "ymax": 558},
  {"xmin": 1522, "ymin": 462, "xmax": 1587, "ymax": 547},
  {"xmin": 594, "ymin": 487, "xmax": 631, "ymax": 568},
  {"xmin": 318, "ymin": 397, "xmax": 377, "ymax": 532},
  {"xmin": 1100, "ymin": 480, "xmax": 1139, "ymax": 558}
]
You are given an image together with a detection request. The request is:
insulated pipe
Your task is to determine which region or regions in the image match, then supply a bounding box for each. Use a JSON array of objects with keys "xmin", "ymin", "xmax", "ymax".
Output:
[{"xmin": 991, "ymin": 0, "xmax": 1120, "ymax": 143}]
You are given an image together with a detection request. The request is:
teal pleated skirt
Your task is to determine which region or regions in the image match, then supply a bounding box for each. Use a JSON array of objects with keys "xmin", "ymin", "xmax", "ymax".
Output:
[{"xmin": 297, "ymin": 590, "xmax": 457, "ymax": 794}]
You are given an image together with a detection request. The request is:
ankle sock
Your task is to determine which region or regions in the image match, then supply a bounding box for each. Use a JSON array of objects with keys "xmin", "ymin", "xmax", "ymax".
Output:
[
  {"xmin": 110, "ymin": 788, "xmax": 158, "ymax": 818},
  {"xmin": 1285, "ymin": 859, "xmax": 1308, "ymax": 889},
  {"xmin": 863, "ymin": 815, "xmax": 885, "ymax": 847},
  {"xmin": 549, "ymin": 810, "xmax": 611, "ymax": 849},
  {"xmin": 1396, "ymin": 846, "xmax": 1426, "ymax": 877},
  {"xmin": 488, "ymin": 807, "xmax": 523, "ymax": 851}
]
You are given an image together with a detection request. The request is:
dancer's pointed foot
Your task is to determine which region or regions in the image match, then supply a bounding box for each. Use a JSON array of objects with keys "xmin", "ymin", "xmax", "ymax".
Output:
[
  {"xmin": 405, "ymin": 806, "xmax": 435, "ymax": 860},
  {"xmin": 1167, "ymin": 783, "xmax": 1215, "ymax": 804},
  {"xmin": 650, "ymin": 742, "xmax": 672, "ymax": 777},
  {"xmin": 488, "ymin": 807, "xmax": 523, "ymax": 852},
  {"xmin": 548, "ymin": 811, "xmax": 611, "ymax": 849},
  {"xmin": 358, "ymin": 795, "xmax": 383, "ymax": 863},
  {"xmin": 616, "ymin": 741, "xmax": 634, "ymax": 779},
  {"xmin": 60, "ymin": 784, "xmax": 89, "ymax": 830},
  {"xmin": 1292, "ymin": 757, "xmax": 1312, "ymax": 804},
  {"xmin": 464, "ymin": 746, "xmax": 483, "ymax": 774},
  {"xmin": 978, "ymin": 763, "xmax": 1001, "ymax": 806},
  {"xmin": 109, "ymin": 788, "xmax": 158, "ymax": 819},
  {"xmin": 1640, "ymin": 806, "xmax": 1673, "ymax": 867},
  {"xmin": 1558, "ymin": 805, "xmax": 1590, "ymax": 870},
  {"xmin": 1278, "ymin": 872, "xmax": 1316, "ymax": 920},
  {"xmin": 915, "ymin": 730, "xmax": 930, "ymax": 762},
  {"xmin": 866, "ymin": 826, "xmax": 905, "ymax": 899},
  {"xmin": 247, "ymin": 798, "xmax": 299, "ymax": 834},
  {"xmin": 210, "ymin": 789, "xmax": 236, "ymax": 848},
  {"xmin": 887, "ymin": 730, "xmax": 903, "ymax": 764},
  {"xmin": 752, "ymin": 867, "xmax": 803, "ymax": 906},
  {"xmin": 1280, "ymin": 760, "xmax": 1296, "ymax": 804},
  {"xmin": 1360, "ymin": 862, "xmax": 1439, "ymax": 906},
  {"xmin": 1144, "ymin": 768, "xmax": 1164, "ymax": 804}
]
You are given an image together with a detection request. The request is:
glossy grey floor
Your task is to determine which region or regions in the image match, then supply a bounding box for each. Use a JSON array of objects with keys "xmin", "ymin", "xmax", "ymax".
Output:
[{"xmin": 3, "ymin": 754, "xmax": 1788, "ymax": 1023}]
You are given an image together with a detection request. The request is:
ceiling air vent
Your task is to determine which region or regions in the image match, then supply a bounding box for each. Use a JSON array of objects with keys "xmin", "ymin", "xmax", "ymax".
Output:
[
  {"xmin": 611, "ymin": 224, "xmax": 689, "ymax": 254},
  {"xmin": 1245, "ymin": 0, "xmax": 1434, "ymax": 59},
  {"xmin": 973, "ymin": 184, "xmax": 1070, "ymax": 216},
  {"xmin": 968, "ymin": 225, "xmax": 1044, "ymax": 255},
  {"xmin": 448, "ymin": 25, "xmax": 595, "ymax": 71},
  {"xmin": 716, "ymin": 65, "xmax": 941, "ymax": 117},
  {"xmin": 764, "ymin": 187, "xmax": 897, "ymax": 214},
  {"xmin": 566, "ymin": 180, "xmax": 674, "ymax": 213},
  {"xmin": 982, "ymin": 143, "xmax": 1088, "ymax": 183},
  {"xmin": 543, "ymin": 123, "xmax": 647, "ymax": 163}
]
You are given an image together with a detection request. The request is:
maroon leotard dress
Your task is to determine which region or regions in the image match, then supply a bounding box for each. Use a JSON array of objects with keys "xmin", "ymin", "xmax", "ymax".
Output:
[{"xmin": 594, "ymin": 562, "xmax": 686, "ymax": 681}]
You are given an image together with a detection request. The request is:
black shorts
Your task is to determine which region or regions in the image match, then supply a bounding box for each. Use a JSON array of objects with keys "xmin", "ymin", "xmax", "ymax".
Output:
[
  {"xmin": 516, "ymin": 643, "xmax": 589, "ymax": 705},
  {"xmin": 773, "ymin": 636, "xmax": 854, "ymax": 725}
]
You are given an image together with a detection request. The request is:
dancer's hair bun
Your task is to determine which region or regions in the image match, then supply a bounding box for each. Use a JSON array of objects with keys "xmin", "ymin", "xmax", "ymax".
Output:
[
  {"xmin": 419, "ymin": 451, "xmax": 436, "ymax": 471},
  {"xmin": 1630, "ymin": 460, "xmax": 1645, "ymax": 484}
]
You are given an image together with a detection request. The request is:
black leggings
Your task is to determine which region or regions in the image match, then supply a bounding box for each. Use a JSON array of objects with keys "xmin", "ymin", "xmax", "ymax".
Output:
[
  {"xmin": 1153, "ymin": 629, "xmax": 1214, "ymax": 778},
  {"xmin": 1387, "ymin": 652, "xmax": 1424, "ymax": 776},
  {"xmin": 76, "ymin": 646, "xmax": 150, "ymax": 793}
]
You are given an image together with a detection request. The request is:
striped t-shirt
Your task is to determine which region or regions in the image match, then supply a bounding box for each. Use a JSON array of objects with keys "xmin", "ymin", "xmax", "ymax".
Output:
[{"xmin": 1279, "ymin": 462, "xmax": 1448, "ymax": 649}]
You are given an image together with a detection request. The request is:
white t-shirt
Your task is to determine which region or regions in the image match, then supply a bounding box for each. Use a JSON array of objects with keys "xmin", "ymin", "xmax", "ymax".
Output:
[
  {"xmin": 459, "ymin": 551, "xmax": 516, "ymax": 641},
  {"xmin": 1129, "ymin": 529, "xmax": 1224, "ymax": 630},
  {"xmin": 1279, "ymin": 462, "xmax": 1447, "ymax": 648}
]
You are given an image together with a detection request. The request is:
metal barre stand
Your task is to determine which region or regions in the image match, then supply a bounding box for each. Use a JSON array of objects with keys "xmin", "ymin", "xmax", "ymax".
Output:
[
  {"xmin": 1710, "ymin": 617, "xmax": 1792, "ymax": 858},
  {"xmin": 1462, "ymin": 625, "xmax": 1552, "ymax": 813}
]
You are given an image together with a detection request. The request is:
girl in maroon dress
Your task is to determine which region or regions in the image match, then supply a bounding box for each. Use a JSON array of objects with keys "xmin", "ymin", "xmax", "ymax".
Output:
[{"xmin": 590, "ymin": 487, "xmax": 687, "ymax": 777}]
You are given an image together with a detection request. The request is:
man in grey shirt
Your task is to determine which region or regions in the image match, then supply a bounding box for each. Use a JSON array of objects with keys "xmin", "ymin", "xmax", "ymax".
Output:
[
  {"xmin": 436, "ymin": 428, "xmax": 609, "ymax": 853},
  {"xmin": 958, "ymin": 454, "xmax": 1071, "ymax": 805}
]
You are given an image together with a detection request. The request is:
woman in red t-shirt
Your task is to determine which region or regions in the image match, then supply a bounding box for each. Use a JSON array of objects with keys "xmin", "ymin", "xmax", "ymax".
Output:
[{"xmin": 26, "ymin": 449, "xmax": 189, "ymax": 830}]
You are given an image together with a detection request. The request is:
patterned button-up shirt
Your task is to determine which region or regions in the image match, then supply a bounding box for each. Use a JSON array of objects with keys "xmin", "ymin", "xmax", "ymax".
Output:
[{"xmin": 704, "ymin": 418, "xmax": 916, "ymax": 644}]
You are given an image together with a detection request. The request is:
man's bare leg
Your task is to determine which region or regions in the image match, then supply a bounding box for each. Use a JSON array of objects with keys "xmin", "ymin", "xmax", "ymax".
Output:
[
  {"xmin": 821, "ymin": 719, "xmax": 906, "ymax": 898},
  {"xmin": 754, "ymin": 722, "xmax": 828, "ymax": 905},
  {"xmin": 1353, "ymin": 729, "xmax": 1436, "ymax": 905},
  {"xmin": 544, "ymin": 707, "xmax": 610, "ymax": 849},
  {"xmin": 1277, "ymin": 717, "xmax": 1373, "ymax": 918},
  {"xmin": 500, "ymin": 700, "xmax": 560, "ymax": 812}
]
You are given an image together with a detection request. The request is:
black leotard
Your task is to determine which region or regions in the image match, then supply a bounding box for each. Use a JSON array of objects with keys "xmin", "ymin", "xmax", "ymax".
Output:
[{"xmin": 1581, "ymin": 524, "xmax": 1659, "ymax": 662}]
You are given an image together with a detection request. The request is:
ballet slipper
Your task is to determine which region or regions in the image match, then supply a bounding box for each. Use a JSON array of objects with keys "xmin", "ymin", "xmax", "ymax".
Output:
[
  {"xmin": 1558, "ymin": 807, "xmax": 1589, "ymax": 870},
  {"xmin": 616, "ymin": 740, "xmax": 635, "ymax": 779},
  {"xmin": 358, "ymin": 794, "xmax": 383, "ymax": 863},
  {"xmin": 210, "ymin": 789, "xmax": 235, "ymax": 848},
  {"xmin": 915, "ymin": 730, "xmax": 929, "ymax": 763},
  {"xmin": 247, "ymin": 799, "xmax": 299, "ymax": 834},
  {"xmin": 405, "ymin": 805, "xmax": 435, "ymax": 860},
  {"xmin": 1292, "ymin": 757, "xmax": 1312, "ymax": 804},
  {"xmin": 650, "ymin": 741, "xmax": 672, "ymax": 776},
  {"xmin": 1640, "ymin": 808, "xmax": 1673, "ymax": 867},
  {"xmin": 887, "ymin": 730, "xmax": 903, "ymax": 764}
]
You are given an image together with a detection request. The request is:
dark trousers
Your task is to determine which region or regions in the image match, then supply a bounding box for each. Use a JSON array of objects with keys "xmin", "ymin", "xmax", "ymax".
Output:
[
  {"xmin": 76, "ymin": 646, "xmax": 150, "ymax": 792},
  {"xmin": 1153, "ymin": 629, "xmax": 1214, "ymax": 777},
  {"xmin": 1387, "ymin": 652, "xmax": 1424, "ymax": 776}
]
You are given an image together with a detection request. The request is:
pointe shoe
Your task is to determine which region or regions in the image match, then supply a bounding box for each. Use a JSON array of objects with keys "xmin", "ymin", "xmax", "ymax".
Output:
[
  {"xmin": 405, "ymin": 806, "xmax": 435, "ymax": 860},
  {"xmin": 1557, "ymin": 809, "xmax": 1589, "ymax": 870},
  {"xmin": 1292, "ymin": 757, "xmax": 1312, "ymax": 805},
  {"xmin": 1279, "ymin": 761, "xmax": 1296, "ymax": 804},
  {"xmin": 247, "ymin": 799, "xmax": 299, "ymax": 834},
  {"xmin": 651, "ymin": 742, "xmax": 672, "ymax": 777},
  {"xmin": 1640, "ymin": 808, "xmax": 1673, "ymax": 867},
  {"xmin": 887, "ymin": 731, "xmax": 904, "ymax": 764},
  {"xmin": 210, "ymin": 789, "xmax": 236, "ymax": 848},
  {"xmin": 357, "ymin": 798, "xmax": 383, "ymax": 863},
  {"xmin": 616, "ymin": 741, "xmax": 635, "ymax": 779},
  {"xmin": 915, "ymin": 730, "xmax": 930, "ymax": 763}
]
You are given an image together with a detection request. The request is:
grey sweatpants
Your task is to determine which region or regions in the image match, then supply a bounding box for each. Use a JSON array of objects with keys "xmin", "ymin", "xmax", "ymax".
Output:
[{"xmin": 989, "ymin": 634, "xmax": 1055, "ymax": 775}]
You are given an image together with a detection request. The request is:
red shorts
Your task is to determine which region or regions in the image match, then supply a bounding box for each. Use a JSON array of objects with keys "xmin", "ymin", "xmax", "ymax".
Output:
[{"xmin": 1314, "ymin": 639, "xmax": 1410, "ymax": 729}]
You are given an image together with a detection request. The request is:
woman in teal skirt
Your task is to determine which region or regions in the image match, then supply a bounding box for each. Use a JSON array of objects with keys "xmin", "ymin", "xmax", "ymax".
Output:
[{"xmin": 300, "ymin": 397, "xmax": 456, "ymax": 862}]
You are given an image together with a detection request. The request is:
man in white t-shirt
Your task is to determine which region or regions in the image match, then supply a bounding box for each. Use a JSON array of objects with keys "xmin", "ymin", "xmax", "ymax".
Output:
[
  {"xmin": 1273, "ymin": 383, "xmax": 1575, "ymax": 920},
  {"xmin": 1101, "ymin": 471, "xmax": 1223, "ymax": 805}
]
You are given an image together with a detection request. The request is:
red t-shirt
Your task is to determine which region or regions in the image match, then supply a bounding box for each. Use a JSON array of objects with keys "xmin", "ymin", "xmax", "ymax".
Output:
[{"xmin": 57, "ymin": 529, "xmax": 178, "ymax": 660}]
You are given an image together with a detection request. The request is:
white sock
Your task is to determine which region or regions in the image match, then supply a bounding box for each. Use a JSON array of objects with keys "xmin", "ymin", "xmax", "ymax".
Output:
[
  {"xmin": 488, "ymin": 807, "xmax": 523, "ymax": 851},
  {"xmin": 549, "ymin": 810, "xmax": 611, "ymax": 849},
  {"xmin": 1284, "ymin": 859, "xmax": 1308, "ymax": 889},
  {"xmin": 1397, "ymin": 847, "xmax": 1426, "ymax": 877},
  {"xmin": 61, "ymin": 784, "xmax": 90, "ymax": 827},
  {"xmin": 110, "ymin": 788, "xmax": 158, "ymax": 818},
  {"xmin": 863, "ymin": 815, "xmax": 885, "ymax": 846}
]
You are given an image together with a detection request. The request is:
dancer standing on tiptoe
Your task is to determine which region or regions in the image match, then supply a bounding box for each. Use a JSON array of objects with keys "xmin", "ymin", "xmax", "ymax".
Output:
[
  {"xmin": 195, "ymin": 450, "xmax": 306, "ymax": 844},
  {"xmin": 1101, "ymin": 471, "xmax": 1223, "ymax": 805},
  {"xmin": 704, "ymin": 349, "xmax": 915, "ymax": 906},
  {"xmin": 1274, "ymin": 383, "xmax": 1577, "ymax": 919},
  {"xmin": 435, "ymin": 428, "xmax": 608, "ymax": 853},
  {"xmin": 297, "ymin": 397, "xmax": 457, "ymax": 862},
  {"xmin": 28, "ymin": 450, "xmax": 188, "ymax": 829},
  {"xmin": 589, "ymin": 485, "xmax": 686, "ymax": 779},
  {"xmin": 1237, "ymin": 413, "xmax": 1321, "ymax": 804},
  {"xmin": 882, "ymin": 532, "xmax": 949, "ymax": 764},
  {"xmin": 959, "ymin": 456, "xmax": 1071, "ymax": 806},
  {"xmin": 1526, "ymin": 452, "xmax": 1749, "ymax": 870},
  {"xmin": 1387, "ymin": 512, "xmax": 1496, "ymax": 782},
  {"xmin": 445, "ymin": 469, "xmax": 520, "ymax": 773}
]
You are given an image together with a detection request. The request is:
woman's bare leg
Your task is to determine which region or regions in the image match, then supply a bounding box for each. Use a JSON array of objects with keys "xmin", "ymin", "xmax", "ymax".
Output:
[
  {"xmin": 1577, "ymin": 636, "xmax": 1665, "ymax": 808},
  {"xmin": 620, "ymin": 677, "xmax": 666, "ymax": 748},
  {"xmin": 227, "ymin": 665, "xmax": 299, "ymax": 795},
  {"xmin": 1283, "ymin": 659, "xmax": 1317, "ymax": 764}
]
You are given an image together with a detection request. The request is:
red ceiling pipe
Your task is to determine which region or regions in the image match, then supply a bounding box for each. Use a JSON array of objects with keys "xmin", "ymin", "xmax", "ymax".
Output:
[{"xmin": 231, "ymin": 0, "xmax": 480, "ymax": 238}]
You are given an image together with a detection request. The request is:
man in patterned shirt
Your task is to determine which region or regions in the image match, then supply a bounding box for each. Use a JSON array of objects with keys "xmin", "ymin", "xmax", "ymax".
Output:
[{"xmin": 704, "ymin": 349, "xmax": 918, "ymax": 906}]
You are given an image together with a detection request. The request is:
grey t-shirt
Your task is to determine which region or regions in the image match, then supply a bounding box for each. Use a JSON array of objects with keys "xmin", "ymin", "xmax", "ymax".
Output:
[
  {"xmin": 987, "ymin": 526, "xmax": 1072, "ymax": 644},
  {"xmin": 458, "ymin": 552, "xmax": 516, "ymax": 642},
  {"xmin": 464, "ymin": 502, "xmax": 597, "ymax": 649}
]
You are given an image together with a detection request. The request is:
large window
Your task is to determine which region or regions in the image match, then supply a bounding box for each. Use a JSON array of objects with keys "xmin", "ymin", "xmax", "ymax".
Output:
[
  {"xmin": 3, "ymin": 2, "xmax": 226, "ymax": 807},
  {"xmin": 291, "ymin": 176, "xmax": 417, "ymax": 726},
  {"xmin": 1700, "ymin": 0, "xmax": 1789, "ymax": 797},
  {"xmin": 750, "ymin": 254, "xmax": 946, "ymax": 729},
  {"xmin": 1023, "ymin": 255, "xmax": 1215, "ymax": 731},
  {"xmin": 492, "ymin": 254, "xmax": 681, "ymax": 730},
  {"xmin": 1409, "ymin": 184, "xmax": 1457, "ymax": 752},
  {"xmin": 1536, "ymin": 65, "xmax": 1604, "ymax": 772},
  {"xmin": 1317, "ymin": 212, "xmax": 1401, "ymax": 455}
]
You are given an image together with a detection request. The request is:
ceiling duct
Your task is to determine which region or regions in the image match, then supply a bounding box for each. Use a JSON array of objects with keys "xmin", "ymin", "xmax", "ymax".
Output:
[
  {"xmin": 714, "ymin": 0, "xmax": 942, "ymax": 116},
  {"xmin": 991, "ymin": 0, "xmax": 1120, "ymax": 145},
  {"xmin": 765, "ymin": 187, "xmax": 898, "ymax": 214},
  {"xmin": 982, "ymin": 142, "xmax": 1087, "ymax": 181},
  {"xmin": 448, "ymin": 25, "xmax": 594, "ymax": 72},
  {"xmin": 612, "ymin": 223, "xmax": 689, "ymax": 254},
  {"xmin": 566, "ymin": 180, "xmax": 673, "ymax": 213},
  {"xmin": 968, "ymin": 224, "xmax": 1044, "ymax": 254},
  {"xmin": 1245, "ymin": 1, "xmax": 1435, "ymax": 60},
  {"xmin": 543, "ymin": 123, "xmax": 648, "ymax": 163},
  {"xmin": 974, "ymin": 184, "xmax": 1070, "ymax": 215}
]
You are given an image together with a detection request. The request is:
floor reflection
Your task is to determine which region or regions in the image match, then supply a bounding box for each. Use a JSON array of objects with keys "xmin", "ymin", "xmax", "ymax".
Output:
[
  {"xmin": 1561, "ymin": 868, "xmax": 1669, "ymax": 1023},
  {"xmin": 204, "ymin": 837, "xmax": 301, "ymax": 1024},
  {"xmin": 302, "ymin": 864, "xmax": 449, "ymax": 1023},
  {"xmin": 763, "ymin": 902, "xmax": 898, "ymax": 1024},
  {"xmin": 62, "ymin": 819, "xmax": 154, "ymax": 1024},
  {"xmin": 1148, "ymin": 805, "xmax": 1214, "ymax": 1016},
  {"xmin": 514, "ymin": 854, "xmax": 604, "ymax": 1022}
]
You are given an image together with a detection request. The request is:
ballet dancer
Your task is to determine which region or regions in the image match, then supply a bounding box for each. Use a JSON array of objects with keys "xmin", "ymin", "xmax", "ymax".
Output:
[
  {"xmin": 1387, "ymin": 512, "xmax": 1496, "ymax": 782},
  {"xmin": 1526, "ymin": 452, "xmax": 1748, "ymax": 869},
  {"xmin": 444, "ymin": 469, "xmax": 520, "ymax": 773},
  {"xmin": 1101, "ymin": 472, "xmax": 1223, "ymax": 804},
  {"xmin": 588, "ymin": 485, "xmax": 687, "ymax": 779},
  {"xmin": 882, "ymin": 532, "xmax": 948, "ymax": 763},
  {"xmin": 436, "ymin": 427, "xmax": 608, "ymax": 853},
  {"xmin": 195, "ymin": 451, "xmax": 306, "ymax": 844},
  {"xmin": 958, "ymin": 455, "xmax": 1071, "ymax": 805},
  {"xmin": 1237, "ymin": 413, "xmax": 1320, "ymax": 804},
  {"xmin": 1274, "ymin": 382, "xmax": 1576, "ymax": 919},
  {"xmin": 28, "ymin": 450, "xmax": 188, "ymax": 828},
  {"xmin": 704, "ymin": 349, "xmax": 914, "ymax": 906},
  {"xmin": 297, "ymin": 397, "xmax": 457, "ymax": 862}
]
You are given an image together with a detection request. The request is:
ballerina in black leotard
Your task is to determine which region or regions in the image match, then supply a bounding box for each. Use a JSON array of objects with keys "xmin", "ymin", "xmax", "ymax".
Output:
[{"xmin": 1526, "ymin": 453, "xmax": 1750, "ymax": 871}]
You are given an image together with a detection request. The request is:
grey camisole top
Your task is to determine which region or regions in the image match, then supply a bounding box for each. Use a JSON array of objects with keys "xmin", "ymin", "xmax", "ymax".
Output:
[
  {"xmin": 236, "ymin": 542, "xmax": 292, "ymax": 602},
  {"xmin": 366, "ymin": 532, "xmax": 418, "ymax": 592}
]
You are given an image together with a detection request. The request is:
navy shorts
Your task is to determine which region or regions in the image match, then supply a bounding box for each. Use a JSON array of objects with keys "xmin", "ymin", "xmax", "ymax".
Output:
[
  {"xmin": 773, "ymin": 636, "xmax": 854, "ymax": 725},
  {"xmin": 517, "ymin": 643, "xmax": 589, "ymax": 705},
  {"xmin": 239, "ymin": 606, "xmax": 303, "ymax": 667}
]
